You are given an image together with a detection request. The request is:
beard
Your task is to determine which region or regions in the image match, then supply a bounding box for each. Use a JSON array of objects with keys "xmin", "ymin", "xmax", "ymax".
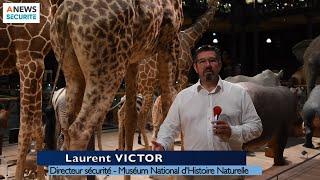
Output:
[{"xmin": 204, "ymin": 70, "xmax": 214, "ymax": 81}]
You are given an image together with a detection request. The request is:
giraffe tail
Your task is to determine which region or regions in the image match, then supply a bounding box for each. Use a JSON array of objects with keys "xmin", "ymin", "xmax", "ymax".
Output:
[{"xmin": 50, "ymin": 2, "xmax": 69, "ymax": 65}]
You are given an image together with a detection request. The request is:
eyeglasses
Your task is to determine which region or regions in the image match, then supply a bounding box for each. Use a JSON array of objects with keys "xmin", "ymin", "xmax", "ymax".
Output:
[{"xmin": 196, "ymin": 57, "xmax": 220, "ymax": 65}]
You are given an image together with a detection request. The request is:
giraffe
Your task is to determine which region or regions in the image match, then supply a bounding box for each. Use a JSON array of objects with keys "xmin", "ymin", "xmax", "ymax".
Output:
[
  {"xmin": 50, "ymin": 0, "xmax": 183, "ymax": 156},
  {"xmin": 151, "ymin": 94, "xmax": 162, "ymax": 140},
  {"xmin": 0, "ymin": 1, "xmax": 63, "ymax": 179},
  {"xmin": 117, "ymin": 94, "xmax": 143, "ymax": 150},
  {"xmin": 175, "ymin": 0, "xmax": 219, "ymax": 92},
  {"xmin": 133, "ymin": 0, "xmax": 219, "ymax": 149}
]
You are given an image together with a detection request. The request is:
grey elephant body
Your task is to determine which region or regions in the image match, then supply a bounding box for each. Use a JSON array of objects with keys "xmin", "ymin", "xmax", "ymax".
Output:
[
  {"xmin": 225, "ymin": 69, "xmax": 283, "ymax": 87},
  {"xmin": 304, "ymin": 35, "xmax": 320, "ymax": 94},
  {"xmin": 237, "ymin": 82, "xmax": 298, "ymax": 165},
  {"xmin": 302, "ymin": 85, "xmax": 320, "ymax": 148}
]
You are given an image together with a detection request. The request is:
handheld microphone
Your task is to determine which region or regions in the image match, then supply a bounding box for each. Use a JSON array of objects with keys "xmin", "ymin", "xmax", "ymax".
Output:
[{"xmin": 213, "ymin": 106, "xmax": 222, "ymax": 123}]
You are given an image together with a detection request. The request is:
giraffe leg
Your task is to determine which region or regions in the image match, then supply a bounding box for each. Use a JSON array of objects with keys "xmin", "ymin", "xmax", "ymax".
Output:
[
  {"xmin": 138, "ymin": 100, "xmax": 149, "ymax": 148},
  {"xmin": 137, "ymin": 94, "xmax": 153, "ymax": 149},
  {"xmin": 15, "ymin": 59, "xmax": 45, "ymax": 180},
  {"xmin": 67, "ymin": 55, "xmax": 128, "ymax": 150},
  {"xmin": 117, "ymin": 105, "xmax": 125, "ymax": 150},
  {"xmin": 35, "ymin": 102, "xmax": 45, "ymax": 180},
  {"xmin": 124, "ymin": 63, "xmax": 139, "ymax": 150},
  {"xmin": 52, "ymin": 15, "xmax": 86, "ymax": 150},
  {"xmin": 139, "ymin": 123, "xmax": 149, "ymax": 149},
  {"xmin": 158, "ymin": 45, "xmax": 179, "ymax": 151},
  {"xmin": 158, "ymin": 49, "xmax": 177, "ymax": 120},
  {"xmin": 61, "ymin": 47, "xmax": 85, "ymax": 150},
  {"xmin": 68, "ymin": 84, "xmax": 122, "ymax": 150},
  {"xmin": 15, "ymin": 128, "xmax": 32, "ymax": 180},
  {"xmin": 65, "ymin": 102, "xmax": 112, "ymax": 180},
  {"xmin": 152, "ymin": 95, "xmax": 162, "ymax": 140},
  {"xmin": 96, "ymin": 116, "xmax": 104, "ymax": 151},
  {"xmin": 33, "ymin": 62, "xmax": 45, "ymax": 179},
  {"xmin": 55, "ymin": 117, "xmax": 62, "ymax": 150},
  {"xmin": 64, "ymin": 30, "xmax": 130, "ymax": 150}
]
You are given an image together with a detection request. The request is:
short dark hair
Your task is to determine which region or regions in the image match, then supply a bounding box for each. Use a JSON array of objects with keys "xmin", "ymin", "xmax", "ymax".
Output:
[{"xmin": 193, "ymin": 45, "xmax": 221, "ymax": 63}]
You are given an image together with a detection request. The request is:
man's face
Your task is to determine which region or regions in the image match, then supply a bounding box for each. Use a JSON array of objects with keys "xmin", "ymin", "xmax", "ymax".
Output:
[{"xmin": 193, "ymin": 50, "xmax": 221, "ymax": 81}]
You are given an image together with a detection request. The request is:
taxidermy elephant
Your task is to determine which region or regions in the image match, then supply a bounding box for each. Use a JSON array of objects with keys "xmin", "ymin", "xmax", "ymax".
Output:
[
  {"xmin": 302, "ymin": 85, "xmax": 320, "ymax": 148},
  {"xmin": 292, "ymin": 39, "xmax": 313, "ymax": 63},
  {"xmin": 225, "ymin": 69, "xmax": 283, "ymax": 87},
  {"xmin": 238, "ymin": 82, "xmax": 299, "ymax": 165},
  {"xmin": 304, "ymin": 35, "xmax": 320, "ymax": 94}
]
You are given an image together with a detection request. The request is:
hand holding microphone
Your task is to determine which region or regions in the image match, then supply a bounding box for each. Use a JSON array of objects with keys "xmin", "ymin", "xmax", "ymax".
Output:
[{"xmin": 212, "ymin": 106, "xmax": 231, "ymax": 141}]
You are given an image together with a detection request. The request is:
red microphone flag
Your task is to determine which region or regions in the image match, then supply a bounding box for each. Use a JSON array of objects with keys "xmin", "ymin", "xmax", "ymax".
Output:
[{"xmin": 213, "ymin": 106, "xmax": 222, "ymax": 117}]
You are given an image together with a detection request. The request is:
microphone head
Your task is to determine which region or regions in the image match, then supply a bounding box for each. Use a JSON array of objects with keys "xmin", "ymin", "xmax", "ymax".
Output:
[{"xmin": 213, "ymin": 106, "xmax": 222, "ymax": 116}]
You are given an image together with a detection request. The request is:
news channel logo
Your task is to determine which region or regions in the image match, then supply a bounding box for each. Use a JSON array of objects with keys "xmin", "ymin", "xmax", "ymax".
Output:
[{"xmin": 3, "ymin": 3, "xmax": 40, "ymax": 23}]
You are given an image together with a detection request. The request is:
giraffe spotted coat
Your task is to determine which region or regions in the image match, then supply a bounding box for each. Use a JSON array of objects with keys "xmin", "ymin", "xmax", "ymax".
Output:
[
  {"xmin": 0, "ymin": 1, "xmax": 64, "ymax": 179},
  {"xmin": 50, "ymin": 0, "xmax": 183, "ymax": 154}
]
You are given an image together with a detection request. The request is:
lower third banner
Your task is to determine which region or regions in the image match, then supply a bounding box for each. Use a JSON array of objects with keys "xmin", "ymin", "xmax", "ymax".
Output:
[{"xmin": 48, "ymin": 165, "xmax": 262, "ymax": 176}]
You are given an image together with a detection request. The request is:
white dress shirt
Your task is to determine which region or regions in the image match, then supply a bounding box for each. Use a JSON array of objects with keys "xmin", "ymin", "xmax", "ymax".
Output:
[{"xmin": 157, "ymin": 78, "xmax": 262, "ymax": 151}]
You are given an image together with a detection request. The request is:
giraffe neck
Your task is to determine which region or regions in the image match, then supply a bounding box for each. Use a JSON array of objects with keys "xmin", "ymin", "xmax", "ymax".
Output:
[
  {"xmin": 49, "ymin": 0, "xmax": 64, "ymax": 20},
  {"xmin": 181, "ymin": 5, "xmax": 217, "ymax": 49},
  {"xmin": 50, "ymin": 0, "xmax": 60, "ymax": 4}
]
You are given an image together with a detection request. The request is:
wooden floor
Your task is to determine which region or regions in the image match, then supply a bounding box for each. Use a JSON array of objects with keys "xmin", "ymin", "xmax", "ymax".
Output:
[{"xmin": 1, "ymin": 129, "xmax": 320, "ymax": 180}]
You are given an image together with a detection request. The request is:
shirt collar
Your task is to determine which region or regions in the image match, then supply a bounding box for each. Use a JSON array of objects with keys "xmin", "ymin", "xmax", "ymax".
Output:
[{"xmin": 195, "ymin": 76, "xmax": 224, "ymax": 94}]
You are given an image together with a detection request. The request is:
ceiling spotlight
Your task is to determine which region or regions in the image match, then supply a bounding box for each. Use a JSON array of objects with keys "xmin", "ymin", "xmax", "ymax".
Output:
[
  {"xmin": 266, "ymin": 38, "xmax": 272, "ymax": 44},
  {"xmin": 212, "ymin": 32, "xmax": 216, "ymax": 36},
  {"xmin": 213, "ymin": 38, "xmax": 219, "ymax": 44},
  {"xmin": 246, "ymin": 0, "xmax": 263, "ymax": 5},
  {"xmin": 245, "ymin": 0, "xmax": 254, "ymax": 4}
]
